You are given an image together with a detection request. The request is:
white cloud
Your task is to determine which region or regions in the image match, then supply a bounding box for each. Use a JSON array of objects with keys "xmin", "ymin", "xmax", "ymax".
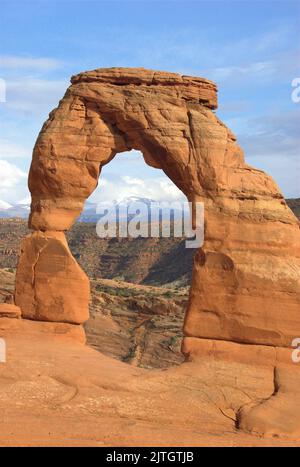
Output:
[
  {"xmin": 224, "ymin": 109, "xmax": 300, "ymax": 198},
  {"xmin": 4, "ymin": 78, "xmax": 68, "ymax": 117},
  {"xmin": 0, "ymin": 160, "xmax": 29, "ymax": 203},
  {"xmin": 122, "ymin": 175, "xmax": 145, "ymax": 186},
  {"xmin": 247, "ymin": 154, "xmax": 300, "ymax": 199},
  {"xmin": 0, "ymin": 139, "xmax": 31, "ymax": 159},
  {"xmin": 209, "ymin": 61, "xmax": 276, "ymax": 83},
  {"xmin": 0, "ymin": 200, "xmax": 12, "ymax": 210},
  {"xmin": 17, "ymin": 196, "xmax": 31, "ymax": 206},
  {"xmin": 234, "ymin": 109, "xmax": 300, "ymax": 160},
  {"xmin": 0, "ymin": 160, "xmax": 26, "ymax": 188},
  {"xmin": 92, "ymin": 175, "xmax": 186, "ymax": 205},
  {"xmin": 94, "ymin": 23, "xmax": 295, "ymax": 79},
  {"xmin": 0, "ymin": 55, "xmax": 62, "ymax": 72}
]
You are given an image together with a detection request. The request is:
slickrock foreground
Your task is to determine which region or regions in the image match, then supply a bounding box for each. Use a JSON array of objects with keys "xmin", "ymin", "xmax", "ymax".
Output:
[
  {"xmin": 0, "ymin": 303, "xmax": 21, "ymax": 319},
  {"xmin": 0, "ymin": 320, "xmax": 299, "ymax": 446}
]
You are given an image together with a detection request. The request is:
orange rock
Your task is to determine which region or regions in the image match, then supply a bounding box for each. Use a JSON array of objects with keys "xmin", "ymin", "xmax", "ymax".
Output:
[
  {"xmin": 0, "ymin": 322, "xmax": 298, "ymax": 445},
  {"xmin": 0, "ymin": 316, "xmax": 86, "ymax": 344},
  {"xmin": 238, "ymin": 366, "xmax": 300, "ymax": 438},
  {"xmin": 15, "ymin": 231, "xmax": 89, "ymax": 324},
  {"xmin": 15, "ymin": 67, "xmax": 299, "ymax": 346},
  {"xmin": 0, "ymin": 303, "xmax": 21, "ymax": 319}
]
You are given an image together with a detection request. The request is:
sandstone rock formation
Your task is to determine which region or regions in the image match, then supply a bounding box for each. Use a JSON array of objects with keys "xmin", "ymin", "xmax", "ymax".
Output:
[
  {"xmin": 0, "ymin": 321, "xmax": 299, "ymax": 446},
  {"xmin": 0, "ymin": 303, "xmax": 21, "ymax": 319},
  {"xmin": 15, "ymin": 231, "xmax": 89, "ymax": 324},
  {"xmin": 15, "ymin": 67, "xmax": 299, "ymax": 349},
  {"xmin": 1, "ymin": 67, "xmax": 299, "ymax": 443}
]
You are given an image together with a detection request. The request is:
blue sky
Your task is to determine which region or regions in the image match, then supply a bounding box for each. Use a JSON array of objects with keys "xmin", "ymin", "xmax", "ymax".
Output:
[{"xmin": 0, "ymin": 0, "xmax": 299, "ymax": 205}]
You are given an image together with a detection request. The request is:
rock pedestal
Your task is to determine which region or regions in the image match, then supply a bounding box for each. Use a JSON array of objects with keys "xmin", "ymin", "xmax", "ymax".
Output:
[{"xmin": 15, "ymin": 231, "xmax": 89, "ymax": 324}]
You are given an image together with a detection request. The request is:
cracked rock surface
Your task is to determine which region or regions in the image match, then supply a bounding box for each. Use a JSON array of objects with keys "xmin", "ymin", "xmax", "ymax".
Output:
[
  {"xmin": 15, "ymin": 231, "xmax": 89, "ymax": 324},
  {"xmin": 0, "ymin": 319, "xmax": 299, "ymax": 446}
]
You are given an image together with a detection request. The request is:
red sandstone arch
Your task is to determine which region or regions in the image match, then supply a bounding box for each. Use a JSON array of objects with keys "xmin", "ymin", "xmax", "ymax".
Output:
[{"xmin": 15, "ymin": 68, "xmax": 300, "ymax": 353}]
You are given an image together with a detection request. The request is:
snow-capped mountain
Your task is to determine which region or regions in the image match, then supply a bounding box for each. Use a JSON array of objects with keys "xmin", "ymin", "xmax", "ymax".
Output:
[
  {"xmin": 0, "ymin": 200, "xmax": 13, "ymax": 210},
  {"xmin": 0, "ymin": 196, "xmax": 188, "ymax": 222},
  {"xmin": 78, "ymin": 197, "xmax": 156, "ymax": 222},
  {"xmin": 0, "ymin": 199, "xmax": 30, "ymax": 218},
  {"xmin": 78, "ymin": 196, "xmax": 188, "ymax": 222}
]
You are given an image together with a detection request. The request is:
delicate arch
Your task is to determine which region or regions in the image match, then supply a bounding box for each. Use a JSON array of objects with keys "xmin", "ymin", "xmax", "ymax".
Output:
[{"xmin": 15, "ymin": 68, "xmax": 300, "ymax": 352}]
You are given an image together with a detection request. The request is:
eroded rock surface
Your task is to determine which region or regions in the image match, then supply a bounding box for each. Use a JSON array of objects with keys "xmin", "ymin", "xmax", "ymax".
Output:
[
  {"xmin": 14, "ymin": 67, "xmax": 299, "ymax": 348},
  {"xmin": 0, "ymin": 321, "xmax": 299, "ymax": 446},
  {"xmin": 87, "ymin": 278, "xmax": 187, "ymax": 368},
  {"xmin": 15, "ymin": 231, "xmax": 89, "ymax": 324},
  {"xmin": 0, "ymin": 303, "xmax": 21, "ymax": 319}
]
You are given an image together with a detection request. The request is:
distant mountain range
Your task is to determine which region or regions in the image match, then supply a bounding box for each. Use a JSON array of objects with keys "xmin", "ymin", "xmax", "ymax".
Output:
[
  {"xmin": 0, "ymin": 196, "xmax": 189, "ymax": 222},
  {"xmin": 0, "ymin": 198, "xmax": 299, "ymax": 290},
  {"xmin": 0, "ymin": 196, "xmax": 299, "ymax": 222},
  {"xmin": 0, "ymin": 200, "xmax": 30, "ymax": 218}
]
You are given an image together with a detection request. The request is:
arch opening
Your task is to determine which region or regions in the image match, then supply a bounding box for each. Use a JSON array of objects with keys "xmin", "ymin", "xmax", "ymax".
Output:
[{"xmin": 67, "ymin": 149, "xmax": 194, "ymax": 368}]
